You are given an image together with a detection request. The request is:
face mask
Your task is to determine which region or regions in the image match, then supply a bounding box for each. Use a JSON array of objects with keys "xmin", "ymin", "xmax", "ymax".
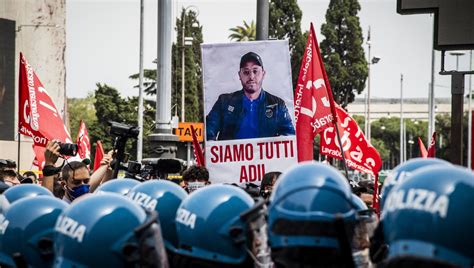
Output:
[
  {"xmin": 187, "ymin": 181, "xmax": 206, "ymax": 193},
  {"xmin": 67, "ymin": 184, "xmax": 90, "ymax": 200}
]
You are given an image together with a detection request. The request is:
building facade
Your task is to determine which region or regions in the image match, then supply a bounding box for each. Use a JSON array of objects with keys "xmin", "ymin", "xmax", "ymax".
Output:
[
  {"xmin": 347, "ymin": 97, "xmax": 454, "ymax": 121},
  {"xmin": 0, "ymin": 0, "xmax": 66, "ymax": 170}
]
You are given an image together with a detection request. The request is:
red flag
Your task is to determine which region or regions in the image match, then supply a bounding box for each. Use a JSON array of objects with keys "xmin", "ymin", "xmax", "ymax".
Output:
[
  {"xmin": 76, "ymin": 120, "xmax": 91, "ymax": 160},
  {"xmin": 427, "ymin": 132, "xmax": 436, "ymax": 157},
  {"xmin": 320, "ymin": 105, "xmax": 382, "ymax": 176},
  {"xmin": 294, "ymin": 23, "xmax": 338, "ymax": 162},
  {"xmin": 190, "ymin": 125, "xmax": 205, "ymax": 167},
  {"xmin": 18, "ymin": 53, "xmax": 72, "ymax": 147},
  {"xmin": 93, "ymin": 141, "xmax": 104, "ymax": 172},
  {"xmin": 32, "ymin": 145, "xmax": 46, "ymax": 170},
  {"xmin": 418, "ymin": 137, "xmax": 428, "ymax": 158}
]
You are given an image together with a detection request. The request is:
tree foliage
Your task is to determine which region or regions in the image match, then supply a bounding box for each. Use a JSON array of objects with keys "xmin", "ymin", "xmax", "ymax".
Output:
[
  {"xmin": 172, "ymin": 9, "xmax": 203, "ymax": 122},
  {"xmin": 68, "ymin": 93, "xmax": 97, "ymax": 140},
  {"xmin": 129, "ymin": 69, "xmax": 156, "ymax": 96},
  {"xmin": 320, "ymin": 0, "xmax": 368, "ymax": 108},
  {"xmin": 129, "ymin": 8, "xmax": 204, "ymax": 123},
  {"xmin": 87, "ymin": 83, "xmax": 156, "ymax": 159},
  {"xmin": 370, "ymin": 117, "xmax": 428, "ymax": 169},
  {"xmin": 229, "ymin": 20, "xmax": 256, "ymax": 41},
  {"xmin": 269, "ymin": 0, "xmax": 306, "ymax": 89}
]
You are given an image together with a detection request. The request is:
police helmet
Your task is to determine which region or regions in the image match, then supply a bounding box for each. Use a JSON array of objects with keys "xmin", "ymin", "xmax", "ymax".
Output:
[
  {"xmin": 382, "ymin": 165, "xmax": 474, "ymax": 267},
  {"xmin": 380, "ymin": 157, "xmax": 450, "ymax": 209},
  {"xmin": 127, "ymin": 180, "xmax": 187, "ymax": 252},
  {"xmin": 174, "ymin": 184, "xmax": 254, "ymax": 266},
  {"xmin": 268, "ymin": 162, "xmax": 358, "ymax": 267},
  {"xmin": 3, "ymin": 184, "xmax": 53, "ymax": 205},
  {"xmin": 352, "ymin": 194, "xmax": 368, "ymax": 211},
  {"xmin": 95, "ymin": 178, "xmax": 140, "ymax": 195},
  {"xmin": 53, "ymin": 193, "xmax": 168, "ymax": 268},
  {"xmin": 0, "ymin": 196, "xmax": 67, "ymax": 268}
]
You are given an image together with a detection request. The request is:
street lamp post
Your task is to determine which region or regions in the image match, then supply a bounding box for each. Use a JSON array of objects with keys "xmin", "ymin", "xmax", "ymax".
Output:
[
  {"xmin": 400, "ymin": 74, "xmax": 404, "ymax": 164},
  {"xmin": 181, "ymin": 6, "xmax": 199, "ymax": 122},
  {"xmin": 366, "ymin": 26, "xmax": 380, "ymax": 143},
  {"xmin": 450, "ymin": 51, "xmax": 465, "ymax": 71},
  {"xmin": 468, "ymin": 50, "xmax": 473, "ymax": 169},
  {"xmin": 449, "ymin": 51, "xmax": 466, "ymax": 166},
  {"xmin": 137, "ymin": 0, "xmax": 145, "ymax": 161}
]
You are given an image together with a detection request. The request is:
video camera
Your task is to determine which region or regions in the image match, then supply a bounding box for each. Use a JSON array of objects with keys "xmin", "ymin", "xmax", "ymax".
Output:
[
  {"xmin": 56, "ymin": 142, "xmax": 78, "ymax": 156},
  {"xmin": 125, "ymin": 158, "xmax": 186, "ymax": 181},
  {"xmin": 108, "ymin": 121, "xmax": 140, "ymax": 178},
  {"xmin": 109, "ymin": 121, "xmax": 139, "ymax": 139}
]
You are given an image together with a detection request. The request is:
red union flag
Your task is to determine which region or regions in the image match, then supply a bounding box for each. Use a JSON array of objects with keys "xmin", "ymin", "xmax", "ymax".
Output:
[
  {"xmin": 320, "ymin": 105, "xmax": 382, "ymax": 176},
  {"xmin": 418, "ymin": 137, "xmax": 428, "ymax": 158},
  {"xmin": 427, "ymin": 132, "xmax": 436, "ymax": 157},
  {"xmin": 294, "ymin": 23, "xmax": 337, "ymax": 162},
  {"xmin": 191, "ymin": 125, "xmax": 205, "ymax": 167},
  {"xmin": 32, "ymin": 145, "xmax": 46, "ymax": 170},
  {"xmin": 18, "ymin": 53, "xmax": 72, "ymax": 146},
  {"xmin": 76, "ymin": 120, "xmax": 91, "ymax": 160},
  {"xmin": 93, "ymin": 140, "xmax": 104, "ymax": 172}
]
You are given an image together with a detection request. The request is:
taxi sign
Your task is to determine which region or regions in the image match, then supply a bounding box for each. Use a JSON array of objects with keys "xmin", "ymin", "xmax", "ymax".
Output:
[{"xmin": 174, "ymin": 122, "xmax": 204, "ymax": 142}]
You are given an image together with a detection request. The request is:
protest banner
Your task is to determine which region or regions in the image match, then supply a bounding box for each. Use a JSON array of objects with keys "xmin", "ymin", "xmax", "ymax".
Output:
[
  {"xmin": 320, "ymin": 105, "xmax": 382, "ymax": 177},
  {"xmin": 18, "ymin": 53, "xmax": 72, "ymax": 147},
  {"xmin": 427, "ymin": 132, "xmax": 436, "ymax": 158},
  {"xmin": 93, "ymin": 140, "xmax": 104, "ymax": 172},
  {"xmin": 418, "ymin": 137, "xmax": 428, "ymax": 158},
  {"xmin": 294, "ymin": 23, "xmax": 338, "ymax": 162},
  {"xmin": 202, "ymin": 41, "xmax": 298, "ymax": 184},
  {"xmin": 76, "ymin": 120, "xmax": 91, "ymax": 160}
]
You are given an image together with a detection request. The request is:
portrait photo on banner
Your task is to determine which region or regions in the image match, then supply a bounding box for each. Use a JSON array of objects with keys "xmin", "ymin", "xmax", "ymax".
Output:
[{"xmin": 202, "ymin": 41, "xmax": 298, "ymax": 185}]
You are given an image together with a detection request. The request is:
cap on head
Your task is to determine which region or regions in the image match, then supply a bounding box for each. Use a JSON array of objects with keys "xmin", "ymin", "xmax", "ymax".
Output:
[{"xmin": 240, "ymin": 52, "xmax": 263, "ymax": 69}]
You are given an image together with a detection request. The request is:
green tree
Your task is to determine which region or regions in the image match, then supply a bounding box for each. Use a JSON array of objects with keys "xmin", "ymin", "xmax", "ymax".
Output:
[
  {"xmin": 320, "ymin": 0, "xmax": 368, "ymax": 108},
  {"xmin": 172, "ymin": 8, "xmax": 203, "ymax": 122},
  {"xmin": 269, "ymin": 0, "xmax": 307, "ymax": 88},
  {"xmin": 129, "ymin": 69, "xmax": 156, "ymax": 96},
  {"xmin": 93, "ymin": 83, "xmax": 155, "ymax": 159},
  {"xmin": 130, "ymin": 8, "xmax": 204, "ymax": 123},
  {"xmin": 371, "ymin": 138, "xmax": 389, "ymax": 164},
  {"xmin": 228, "ymin": 20, "xmax": 256, "ymax": 41},
  {"xmin": 67, "ymin": 93, "xmax": 98, "ymax": 140},
  {"xmin": 371, "ymin": 117, "xmax": 429, "ymax": 169}
]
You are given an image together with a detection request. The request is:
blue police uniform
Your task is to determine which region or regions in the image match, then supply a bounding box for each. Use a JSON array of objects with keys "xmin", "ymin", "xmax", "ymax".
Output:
[{"xmin": 206, "ymin": 89, "xmax": 295, "ymax": 140}]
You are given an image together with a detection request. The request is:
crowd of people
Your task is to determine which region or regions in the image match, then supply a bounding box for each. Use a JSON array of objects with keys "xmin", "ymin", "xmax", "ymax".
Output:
[{"xmin": 0, "ymin": 140, "xmax": 473, "ymax": 268}]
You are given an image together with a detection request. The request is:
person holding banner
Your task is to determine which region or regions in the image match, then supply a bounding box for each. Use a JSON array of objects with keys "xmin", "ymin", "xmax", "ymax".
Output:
[{"xmin": 206, "ymin": 52, "xmax": 295, "ymax": 141}]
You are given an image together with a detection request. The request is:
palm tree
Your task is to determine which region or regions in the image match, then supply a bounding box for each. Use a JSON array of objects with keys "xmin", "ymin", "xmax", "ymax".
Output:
[{"xmin": 228, "ymin": 20, "xmax": 256, "ymax": 41}]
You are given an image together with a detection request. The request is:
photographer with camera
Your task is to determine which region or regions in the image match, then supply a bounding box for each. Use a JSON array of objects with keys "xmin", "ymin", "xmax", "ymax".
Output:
[{"xmin": 41, "ymin": 140, "xmax": 114, "ymax": 202}]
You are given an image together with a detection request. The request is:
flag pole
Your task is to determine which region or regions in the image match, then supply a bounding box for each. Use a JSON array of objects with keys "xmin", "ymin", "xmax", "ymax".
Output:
[{"xmin": 17, "ymin": 132, "xmax": 21, "ymax": 173}]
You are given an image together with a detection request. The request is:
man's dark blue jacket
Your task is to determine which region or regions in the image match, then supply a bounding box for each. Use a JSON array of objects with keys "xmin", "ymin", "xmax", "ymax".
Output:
[{"xmin": 206, "ymin": 89, "xmax": 295, "ymax": 140}]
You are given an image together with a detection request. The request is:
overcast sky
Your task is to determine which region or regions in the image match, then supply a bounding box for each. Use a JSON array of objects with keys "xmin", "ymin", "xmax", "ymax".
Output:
[{"xmin": 66, "ymin": 0, "xmax": 473, "ymax": 101}]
